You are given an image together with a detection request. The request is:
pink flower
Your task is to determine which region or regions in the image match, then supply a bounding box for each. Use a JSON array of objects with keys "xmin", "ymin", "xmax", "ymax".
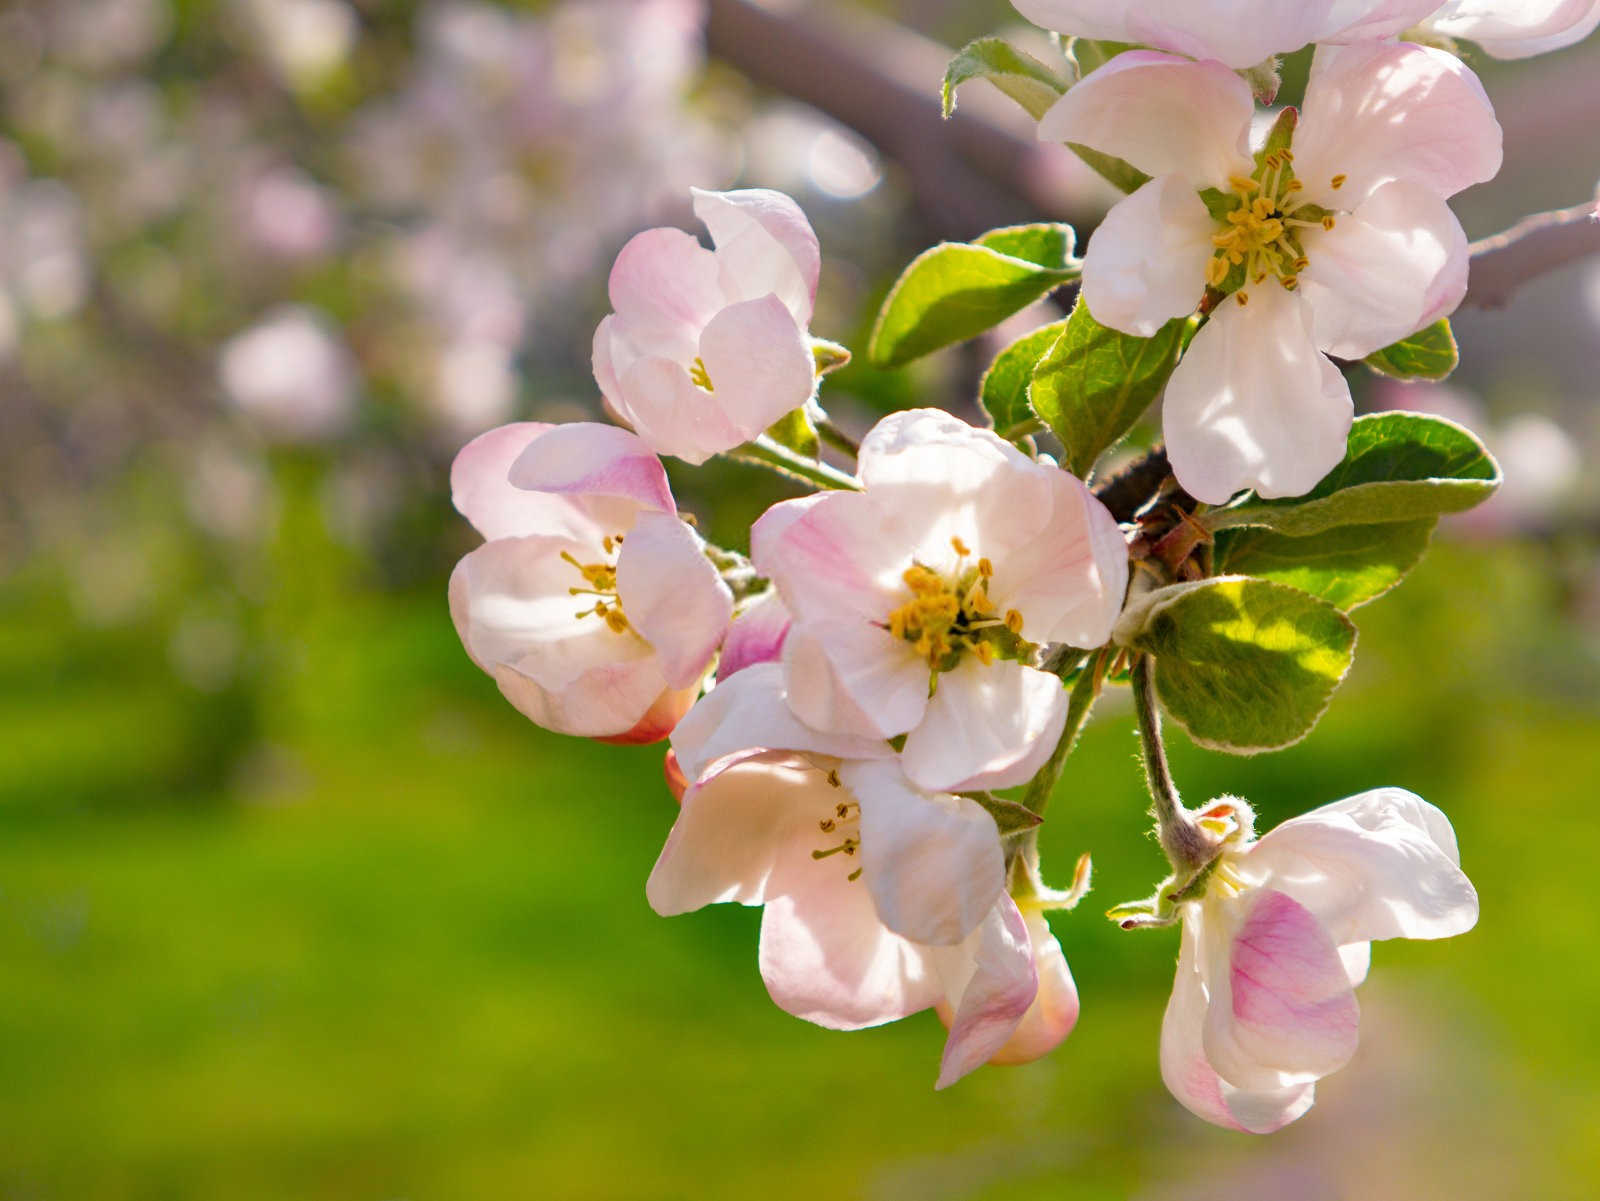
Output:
[
  {"xmin": 1041, "ymin": 44, "xmax": 1502, "ymax": 502},
  {"xmin": 750, "ymin": 409, "xmax": 1128, "ymax": 794},
  {"xmin": 1010, "ymin": 0, "xmax": 1441, "ymax": 70},
  {"xmin": 592, "ymin": 187, "xmax": 821, "ymax": 465},
  {"xmin": 650, "ymin": 665, "xmax": 1076, "ymax": 1087},
  {"xmin": 448, "ymin": 421, "xmax": 732, "ymax": 742},
  {"xmin": 717, "ymin": 590, "xmax": 792, "ymax": 681},
  {"xmin": 1421, "ymin": 0, "xmax": 1600, "ymax": 59},
  {"xmin": 1161, "ymin": 789, "xmax": 1478, "ymax": 1132}
]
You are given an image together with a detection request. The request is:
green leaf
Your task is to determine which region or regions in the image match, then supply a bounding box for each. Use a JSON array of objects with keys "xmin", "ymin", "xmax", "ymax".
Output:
[
  {"xmin": 942, "ymin": 37, "xmax": 1069, "ymax": 121},
  {"xmin": 764, "ymin": 408, "xmax": 819, "ymax": 460},
  {"xmin": 1204, "ymin": 412, "xmax": 1500, "ymax": 536},
  {"xmin": 1213, "ymin": 519, "xmax": 1436, "ymax": 611},
  {"xmin": 867, "ymin": 240, "xmax": 1080, "ymax": 370},
  {"xmin": 1066, "ymin": 143, "xmax": 1150, "ymax": 195},
  {"xmin": 1029, "ymin": 298, "xmax": 1188, "ymax": 477},
  {"xmin": 1364, "ymin": 319, "xmax": 1459, "ymax": 382},
  {"xmin": 970, "ymin": 792, "xmax": 1045, "ymax": 836},
  {"xmin": 1067, "ymin": 38, "xmax": 1136, "ymax": 78},
  {"xmin": 975, "ymin": 223, "xmax": 1076, "ymax": 270},
  {"xmin": 980, "ymin": 319, "xmax": 1068, "ymax": 441},
  {"xmin": 1126, "ymin": 577, "xmax": 1357, "ymax": 755},
  {"xmin": 811, "ymin": 337, "xmax": 852, "ymax": 377}
]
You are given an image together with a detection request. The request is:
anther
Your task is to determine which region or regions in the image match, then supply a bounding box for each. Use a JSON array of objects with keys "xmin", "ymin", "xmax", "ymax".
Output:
[
  {"xmin": 1321, "ymin": 215, "xmax": 1336, "ymax": 231},
  {"xmin": 1331, "ymin": 173, "xmax": 1346, "ymax": 190},
  {"xmin": 1236, "ymin": 291, "xmax": 1250, "ymax": 306},
  {"xmin": 950, "ymin": 536, "xmax": 971, "ymax": 557},
  {"xmin": 977, "ymin": 557, "xmax": 993, "ymax": 579},
  {"xmin": 826, "ymin": 769, "xmax": 841, "ymax": 789},
  {"xmin": 1004, "ymin": 609, "xmax": 1024, "ymax": 635}
]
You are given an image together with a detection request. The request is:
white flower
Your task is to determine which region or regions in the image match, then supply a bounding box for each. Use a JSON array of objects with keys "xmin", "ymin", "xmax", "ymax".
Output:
[
  {"xmin": 1420, "ymin": 0, "xmax": 1600, "ymax": 59},
  {"xmin": 592, "ymin": 187, "xmax": 821, "ymax": 465},
  {"xmin": 1161, "ymin": 789, "xmax": 1478, "ymax": 1132},
  {"xmin": 750, "ymin": 409, "xmax": 1128, "ymax": 793},
  {"xmin": 1041, "ymin": 44, "xmax": 1502, "ymax": 502},
  {"xmin": 448, "ymin": 422, "xmax": 732, "ymax": 742}
]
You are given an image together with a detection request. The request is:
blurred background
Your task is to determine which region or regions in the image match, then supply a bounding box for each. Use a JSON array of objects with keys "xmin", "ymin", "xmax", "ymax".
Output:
[{"xmin": 1, "ymin": 1, "xmax": 1597, "ymax": 1197}]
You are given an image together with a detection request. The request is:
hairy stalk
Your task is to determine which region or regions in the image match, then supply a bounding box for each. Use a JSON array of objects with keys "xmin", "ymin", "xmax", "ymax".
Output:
[
  {"xmin": 731, "ymin": 435, "xmax": 862, "ymax": 491},
  {"xmin": 1130, "ymin": 654, "xmax": 1209, "ymax": 875}
]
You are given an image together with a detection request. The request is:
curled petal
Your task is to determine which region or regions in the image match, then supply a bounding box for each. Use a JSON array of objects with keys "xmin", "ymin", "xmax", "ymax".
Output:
[
  {"xmin": 1301, "ymin": 180, "xmax": 1470, "ymax": 360},
  {"xmin": 1163, "ymin": 284, "xmax": 1353, "ymax": 504},
  {"xmin": 606, "ymin": 226, "xmax": 725, "ymax": 364},
  {"xmin": 1080, "ymin": 176, "xmax": 1213, "ymax": 338},
  {"xmin": 615, "ymin": 512, "xmax": 732, "ymax": 689},
  {"xmin": 695, "ymin": 294, "xmax": 817, "ymax": 449},
  {"xmin": 1036, "ymin": 52, "xmax": 1253, "ymax": 190},
  {"xmin": 932, "ymin": 897, "xmax": 1038, "ymax": 1089},
  {"xmin": 612, "ymin": 356, "xmax": 749, "ymax": 467},
  {"xmin": 901, "ymin": 659, "xmax": 1069, "ymax": 794},
  {"xmin": 718, "ymin": 591, "xmax": 792, "ymax": 681},
  {"xmin": 693, "ymin": 187, "xmax": 821, "ymax": 327},
  {"xmin": 452, "ymin": 421, "xmax": 596, "ymax": 542},
  {"xmin": 508, "ymin": 422, "xmax": 676, "ymax": 515},
  {"xmin": 847, "ymin": 760, "xmax": 1005, "ymax": 947},
  {"xmin": 1294, "ymin": 43, "xmax": 1503, "ymax": 209},
  {"xmin": 986, "ymin": 909, "xmax": 1080, "ymax": 1067},
  {"xmin": 1161, "ymin": 915, "xmax": 1318, "ymax": 1133}
]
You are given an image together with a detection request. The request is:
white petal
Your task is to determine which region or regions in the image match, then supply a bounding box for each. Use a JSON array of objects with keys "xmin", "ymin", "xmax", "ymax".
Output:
[
  {"xmin": 1300, "ymin": 180, "xmax": 1470, "ymax": 360},
  {"xmin": 1160, "ymin": 913, "xmax": 1319, "ymax": 1133},
  {"xmin": 606, "ymin": 226, "xmax": 725, "ymax": 363},
  {"xmin": 1036, "ymin": 52, "xmax": 1253, "ymax": 189},
  {"xmin": 696, "ymin": 294, "xmax": 817, "ymax": 445},
  {"xmin": 1339, "ymin": 941, "xmax": 1371, "ymax": 988},
  {"xmin": 1241, "ymin": 789, "xmax": 1478, "ymax": 944},
  {"xmin": 932, "ymin": 897, "xmax": 1039, "ymax": 1088},
  {"xmin": 784, "ymin": 620, "xmax": 930, "ymax": 742},
  {"xmin": 1317, "ymin": 0, "xmax": 1443, "ymax": 41},
  {"xmin": 1080, "ymin": 176, "xmax": 1214, "ymax": 337},
  {"xmin": 1425, "ymin": 0, "xmax": 1599, "ymax": 58},
  {"xmin": 615, "ymin": 512, "xmax": 732, "ymax": 689},
  {"xmin": 613, "ymin": 355, "xmax": 748, "ymax": 467},
  {"xmin": 901, "ymin": 659, "xmax": 1068, "ymax": 793},
  {"xmin": 669, "ymin": 662, "xmax": 892, "ymax": 784},
  {"xmin": 856, "ymin": 408, "xmax": 1028, "ymax": 492},
  {"xmin": 450, "ymin": 422, "xmax": 600, "ymax": 543},
  {"xmin": 847, "ymin": 760, "xmax": 1005, "ymax": 947},
  {"xmin": 693, "ymin": 187, "xmax": 820, "ymax": 327},
  {"xmin": 749, "ymin": 494, "xmax": 831, "ymax": 570},
  {"xmin": 1200, "ymin": 888, "xmax": 1361, "ymax": 1090},
  {"xmin": 758, "ymin": 489, "xmax": 909, "ymax": 625},
  {"xmin": 1014, "ymin": 0, "xmax": 1345, "ymax": 68},
  {"xmin": 646, "ymin": 751, "xmax": 827, "ymax": 915},
  {"xmin": 1163, "ymin": 286, "xmax": 1353, "ymax": 503},
  {"xmin": 508, "ymin": 422, "xmax": 676, "ymax": 514},
  {"xmin": 1294, "ymin": 42, "xmax": 1503, "ymax": 208}
]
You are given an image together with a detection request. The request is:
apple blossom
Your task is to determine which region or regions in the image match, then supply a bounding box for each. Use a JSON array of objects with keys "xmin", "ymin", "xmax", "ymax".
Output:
[
  {"xmin": 1160, "ymin": 789, "xmax": 1478, "ymax": 1133},
  {"xmin": 750, "ymin": 408, "xmax": 1128, "ymax": 793},
  {"xmin": 448, "ymin": 421, "xmax": 732, "ymax": 743},
  {"xmin": 717, "ymin": 590, "xmax": 792, "ymax": 681},
  {"xmin": 1419, "ymin": 0, "xmax": 1600, "ymax": 59},
  {"xmin": 592, "ymin": 187, "xmax": 822, "ymax": 465},
  {"xmin": 1009, "ymin": 0, "xmax": 1442, "ymax": 70},
  {"xmin": 1040, "ymin": 44, "xmax": 1502, "ymax": 502}
]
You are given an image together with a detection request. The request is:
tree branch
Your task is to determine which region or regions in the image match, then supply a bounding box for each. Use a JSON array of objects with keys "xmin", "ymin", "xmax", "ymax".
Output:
[{"xmin": 1463, "ymin": 195, "xmax": 1600, "ymax": 310}]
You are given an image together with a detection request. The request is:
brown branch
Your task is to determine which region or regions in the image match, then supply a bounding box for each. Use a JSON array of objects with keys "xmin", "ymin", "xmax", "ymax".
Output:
[{"xmin": 1464, "ymin": 195, "xmax": 1600, "ymax": 309}]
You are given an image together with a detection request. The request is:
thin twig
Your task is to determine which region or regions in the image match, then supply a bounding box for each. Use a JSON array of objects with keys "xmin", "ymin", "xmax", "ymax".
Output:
[{"xmin": 1464, "ymin": 196, "xmax": 1600, "ymax": 310}]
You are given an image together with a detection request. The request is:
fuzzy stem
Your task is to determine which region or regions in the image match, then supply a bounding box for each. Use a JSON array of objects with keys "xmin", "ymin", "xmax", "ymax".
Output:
[
  {"xmin": 1130, "ymin": 654, "xmax": 1209, "ymax": 874},
  {"xmin": 730, "ymin": 436, "xmax": 862, "ymax": 491}
]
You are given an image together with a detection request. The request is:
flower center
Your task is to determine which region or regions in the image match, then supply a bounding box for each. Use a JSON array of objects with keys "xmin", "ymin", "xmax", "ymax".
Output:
[
  {"xmin": 883, "ymin": 537, "xmax": 1024, "ymax": 672},
  {"xmin": 811, "ymin": 767, "xmax": 863, "ymax": 883},
  {"xmin": 1206, "ymin": 148, "xmax": 1341, "ymax": 306},
  {"xmin": 564, "ymin": 533, "xmax": 632, "ymax": 634}
]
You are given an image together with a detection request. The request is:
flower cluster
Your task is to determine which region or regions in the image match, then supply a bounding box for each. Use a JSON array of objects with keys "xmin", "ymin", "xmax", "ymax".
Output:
[{"xmin": 444, "ymin": 2, "xmax": 1567, "ymax": 1130}]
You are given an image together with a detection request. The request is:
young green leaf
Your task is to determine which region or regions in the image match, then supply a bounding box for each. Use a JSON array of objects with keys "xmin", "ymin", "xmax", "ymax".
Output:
[
  {"xmin": 975, "ymin": 223, "xmax": 1076, "ymax": 270},
  {"xmin": 1204, "ymin": 412, "xmax": 1500, "ymax": 536},
  {"xmin": 1213, "ymin": 519, "xmax": 1436, "ymax": 611},
  {"xmin": 1364, "ymin": 319, "xmax": 1460, "ymax": 382},
  {"xmin": 764, "ymin": 408, "xmax": 820, "ymax": 460},
  {"xmin": 1125, "ymin": 577, "xmax": 1358, "ymax": 755},
  {"xmin": 942, "ymin": 37, "xmax": 1069, "ymax": 121},
  {"xmin": 1029, "ymin": 298, "xmax": 1188, "ymax": 477},
  {"xmin": 867, "ymin": 236, "xmax": 1080, "ymax": 369},
  {"xmin": 1065, "ymin": 143, "xmax": 1151, "ymax": 195},
  {"xmin": 980, "ymin": 318, "xmax": 1068, "ymax": 441}
]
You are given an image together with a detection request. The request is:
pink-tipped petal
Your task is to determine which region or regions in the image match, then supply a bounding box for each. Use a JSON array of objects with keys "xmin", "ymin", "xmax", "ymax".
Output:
[
  {"xmin": 452, "ymin": 422, "xmax": 595, "ymax": 543},
  {"xmin": 508, "ymin": 422, "xmax": 676, "ymax": 514},
  {"xmin": 1036, "ymin": 52, "xmax": 1253, "ymax": 189},
  {"xmin": 750, "ymin": 494, "xmax": 832, "ymax": 571},
  {"xmin": 1163, "ymin": 284, "xmax": 1353, "ymax": 504},
  {"xmin": 985, "ymin": 909, "xmax": 1080, "ymax": 1067},
  {"xmin": 696, "ymin": 294, "xmax": 817, "ymax": 444},
  {"xmin": 718, "ymin": 591, "xmax": 792, "ymax": 681},
  {"xmin": 933, "ymin": 897, "xmax": 1038, "ymax": 1089},
  {"xmin": 847, "ymin": 760, "xmax": 1006, "ymax": 947},
  {"xmin": 1201, "ymin": 888, "xmax": 1361, "ymax": 1091},
  {"xmin": 693, "ymin": 187, "xmax": 821, "ymax": 326},
  {"xmin": 901, "ymin": 659, "xmax": 1069, "ymax": 794},
  {"xmin": 615, "ymin": 511, "xmax": 733, "ymax": 689},
  {"xmin": 1161, "ymin": 915, "xmax": 1319, "ymax": 1133},
  {"xmin": 1294, "ymin": 43, "xmax": 1503, "ymax": 209},
  {"xmin": 1080, "ymin": 176, "xmax": 1214, "ymax": 337},
  {"xmin": 1301, "ymin": 180, "xmax": 1470, "ymax": 360}
]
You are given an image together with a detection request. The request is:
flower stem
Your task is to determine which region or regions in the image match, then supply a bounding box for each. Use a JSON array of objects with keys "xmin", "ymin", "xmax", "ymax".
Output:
[
  {"xmin": 1131, "ymin": 654, "xmax": 1209, "ymax": 875},
  {"xmin": 815, "ymin": 417, "xmax": 860, "ymax": 459},
  {"xmin": 730, "ymin": 436, "xmax": 861, "ymax": 491},
  {"xmin": 1022, "ymin": 648, "xmax": 1108, "ymax": 818}
]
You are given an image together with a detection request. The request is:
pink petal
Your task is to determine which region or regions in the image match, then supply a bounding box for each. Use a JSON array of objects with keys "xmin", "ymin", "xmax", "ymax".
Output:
[
  {"xmin": 856, "ymin": 408, "xmax": 1030, "ymax": 492},
  {"xmin": 1301, "ymin": 180, "xmax": 1470, "ymax": 360},
  {"xmin": 1036, "ymin": 52, "xmax": 1253, "ymax": 189},
  {"xmin": 615, "ymin": 511, "xmax": 733, "ymax": 689},
  {"xmin": 597, "ymin": 686, "xmax": 695, "ymax": 746},
  {"xmin": 693, "ymin": 187, "xmax": 820, "ymax": 327},
  {"xmin": 508, "ymin": 422, "xmax": 676, "ymax": 515},
  {"xmin": 646, "ymin": 750, "xmax": 825, "ymax": 915},
  {"xmin": 1424, "ymin": 0, "xmax": 1600, "ymax": 59},
  {"xmin": 750, "ymin": 494, "xmax": 831, "ymax": 569},
  {"xmin": 718, "ymin": 590, "xmax": 792, "ymax": 681},
  {"xmin": 901, "ymin": 658, "xmax": 1069, "ymax": 793},
  {"xmin": 1161, "ymin": 915, "xmax": 1319, "ymax": 1133},
  {"xmin": 1293, "ymin": 43, "xmax": 1503, "ymax": 209},
  {"xmin": 847, "ymin": 760, "xmax": 1006, "ymax": 947},
  {"xmin": 1081, "ymin": 176, "xmax": 1214, "ymax": 338},
  {"xmin": 613, "ymin": 355, "xmax": 747, "ymax": 467},
  {"xmin": 1163, "ymin": 284, "xmax": 1353, "ymax": 504},
  {"xmin": 1014, "ymin": 0, "xmax": 1348, "ymax": 67},
  {"xmin": 984, "ymin": 909, "xmax": 1080, "ymax": 1067},
  {"xmin": 1317, "ymin": 0, "xmax": 1444, "ymax": 41},
  {"xmin": 606, "ymin": 226, "xmax": 725, "ymax": 364},
  {"xmin": 696, "ymin": 294, "xmax": 817, "ymax": 445},
  {"xmin": 757, "ymin": 490, "xmax": 905, "ymax": 624},
  {"xmin": 1201, "ymin": 888, "xmax": 1361, "ymax": 1091},
  {"xmin": 933, "ymin": 897, "xmax": 1039, "ymax": 1089},
  {"xmin": 451, "ymin": 421, "xmax": 597, "ymax": 543}
]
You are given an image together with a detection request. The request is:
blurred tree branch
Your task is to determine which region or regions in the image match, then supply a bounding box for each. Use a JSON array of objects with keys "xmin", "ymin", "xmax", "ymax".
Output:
[{"xmin": 1464, "ymin": 195, "xmax": 1600, "ymax": 309}]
